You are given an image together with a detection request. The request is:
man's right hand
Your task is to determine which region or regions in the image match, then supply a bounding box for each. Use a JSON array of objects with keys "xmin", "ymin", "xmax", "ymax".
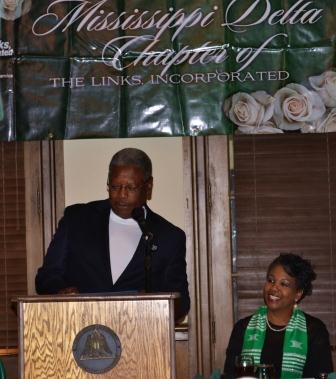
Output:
[{"xmin": 58, "ymin": 287, "xmax": 79, "ymax": 294}]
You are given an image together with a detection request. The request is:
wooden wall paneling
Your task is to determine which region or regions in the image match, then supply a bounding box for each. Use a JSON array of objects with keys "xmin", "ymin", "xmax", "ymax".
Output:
[
  {"xmin": 175, "ymin": 327, "xmax": 189, "ymax": 379},
  {"xmin": 183, "ymin": 136, "xmax": 233, "ymax": 378},
  {"xmin": 40, "ymin": 140, "xmax": 65, "ymax": 247},
  {"xmin": 24, "ymin": 141, "xmax": 65, "ymax": 295},
  {"xmin": 206, "ymin": 136, "xmax": 233, "ymax": 371},
  {"xmin": 183, "ymin": 136, "xmax": 212, "ymax": 377},
  {"xmin": 24, "ymin": 141, "xmax": 43, "ymax": 296}
]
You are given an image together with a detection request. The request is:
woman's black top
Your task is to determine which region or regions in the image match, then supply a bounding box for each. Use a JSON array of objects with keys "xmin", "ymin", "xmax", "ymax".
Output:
[{"xmin": 223, "ymin": 312, "xmax": 333, "ymax": 378}]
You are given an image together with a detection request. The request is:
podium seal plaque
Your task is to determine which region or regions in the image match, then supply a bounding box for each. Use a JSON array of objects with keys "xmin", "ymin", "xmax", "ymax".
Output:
[{"xmin": 72, "ymin": 324, "xmax": 122, "ymax": 374}]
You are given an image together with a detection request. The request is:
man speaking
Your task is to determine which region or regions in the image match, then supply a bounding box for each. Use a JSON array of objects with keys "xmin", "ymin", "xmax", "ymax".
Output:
[{"xmin": 35, "ymin": 147, "xmax": 190, "ymax": 320}]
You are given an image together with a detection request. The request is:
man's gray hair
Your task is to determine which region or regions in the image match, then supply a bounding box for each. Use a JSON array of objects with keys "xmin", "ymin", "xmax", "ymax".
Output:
[{"xmin": 108, "ymin": 148, "xmax": 152, "ymax": 181}]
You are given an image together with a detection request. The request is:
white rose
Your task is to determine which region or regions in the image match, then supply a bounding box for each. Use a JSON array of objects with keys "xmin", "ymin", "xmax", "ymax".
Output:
[
  {"xmin": 300, "ymin": 123, "xmax": 317, "ymax": 133},
  {"xmin": 237, "ymin": 121, "xmax": 284, "ymax": 134},
  {"xmin": 273, "ymin": 83, "xmax": 325, "ymax": 131},
  {"xmin": 224, "ymin": 91, "xmax": 275, "ymax": 130},
  {"xmin": 316, "ymin": 108, "xmax": 336, "ymax": 133},
  {"xmin": 299, "ymin": 109, "xmax": 336, "ymax": 133},
  {"xmin": 309, "ymin": 71, "xmax": 336, "ymax": 108},
  {"xmin": 1, "ymin": 0, "xmax": 31, "ymax": 20},
  {"xmin": 3, "ymin": 0, "xmax": 21, "ymax": 12}
]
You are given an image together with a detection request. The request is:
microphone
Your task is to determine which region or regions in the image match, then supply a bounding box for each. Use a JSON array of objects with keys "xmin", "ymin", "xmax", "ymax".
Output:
[
  {"xmin": 131, "ymin": 206, "xmax": 153, "ymax": 240},
  {"xmin": 131, "ymin": 206, "xmax": 155, "ymax": 293}
]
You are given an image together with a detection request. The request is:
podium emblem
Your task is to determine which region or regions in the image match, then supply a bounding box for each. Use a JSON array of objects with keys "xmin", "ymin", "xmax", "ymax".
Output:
[{"xmin": 72, "ymin": 324, "xmax": 122, "ymax": 374}]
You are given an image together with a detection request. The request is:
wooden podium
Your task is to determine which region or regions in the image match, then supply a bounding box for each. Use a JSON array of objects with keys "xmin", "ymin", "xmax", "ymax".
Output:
[{"xmin": 17, "ymin": 293, "xmax": 178, "ymax": 379}]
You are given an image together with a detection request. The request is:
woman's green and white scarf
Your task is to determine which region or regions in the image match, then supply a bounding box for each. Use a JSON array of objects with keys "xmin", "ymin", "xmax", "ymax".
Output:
[{"xmin": 242, "ymin": 305, "xmax": 307, "ymax": 379}]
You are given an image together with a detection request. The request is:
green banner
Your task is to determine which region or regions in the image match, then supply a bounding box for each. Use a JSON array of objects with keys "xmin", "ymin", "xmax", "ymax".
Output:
[{"xmin": 0, "ymin": 0, "xmax": 335, "ymax": 140}]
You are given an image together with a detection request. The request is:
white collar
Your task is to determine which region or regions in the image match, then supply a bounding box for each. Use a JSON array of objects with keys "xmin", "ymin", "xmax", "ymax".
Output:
[{"xmin": 109, "ymin": 208, "xmax": 138, "ymax": 226}]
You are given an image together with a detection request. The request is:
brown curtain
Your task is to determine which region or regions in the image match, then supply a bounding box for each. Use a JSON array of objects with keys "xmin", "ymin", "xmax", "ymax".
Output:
[
  {"xmin": 0, "ymin": 142, "xmax": 27, "ymax": 349},
  {"xmin": 233, "ymin": 134, "xmax": 336, "ymax": 349}
]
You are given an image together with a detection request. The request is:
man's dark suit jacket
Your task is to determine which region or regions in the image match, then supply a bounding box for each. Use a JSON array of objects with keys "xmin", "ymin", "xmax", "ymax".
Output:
[{"xmin": 35, "ymin": 199, "xmax": 190, "ymax": 318}]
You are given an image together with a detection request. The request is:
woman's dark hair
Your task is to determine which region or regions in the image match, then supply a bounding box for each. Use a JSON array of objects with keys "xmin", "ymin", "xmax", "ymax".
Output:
[{"xmin": 267, "ymin": 253, "xmax": 316, "ymax": 301}]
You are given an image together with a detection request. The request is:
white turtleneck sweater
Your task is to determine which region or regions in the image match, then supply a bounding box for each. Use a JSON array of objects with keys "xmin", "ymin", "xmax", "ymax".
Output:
[{"xmin": 108, "ymin": 209, "xmax": 142, "ymax": 283}]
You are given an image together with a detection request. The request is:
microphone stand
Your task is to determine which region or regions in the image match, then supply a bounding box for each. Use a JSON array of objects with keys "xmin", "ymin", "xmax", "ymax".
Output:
[
  {"xmin": 131, "ymin": 206, "xmax": 156, "ymax": 293},
  {"xmin": 143, "ymin": 231, "xmax": 154, "ymax": 293}
]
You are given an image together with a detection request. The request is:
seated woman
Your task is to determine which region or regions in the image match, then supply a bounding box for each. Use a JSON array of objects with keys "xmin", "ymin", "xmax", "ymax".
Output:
[{"xmin": 224, "ymin": 253, "xmax": 333, "ymax": 379}]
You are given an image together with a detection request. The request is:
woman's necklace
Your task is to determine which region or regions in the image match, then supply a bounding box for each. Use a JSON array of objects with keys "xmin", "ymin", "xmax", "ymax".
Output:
[{"xmin": 266, "ymin": 317, "xmax": 287, "ymax": 332}]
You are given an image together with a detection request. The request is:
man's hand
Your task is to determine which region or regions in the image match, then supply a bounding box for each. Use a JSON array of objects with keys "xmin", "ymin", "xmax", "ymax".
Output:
[{"xmin": 58, "ymin": 287, "xmax": 79, "ymax": 294}]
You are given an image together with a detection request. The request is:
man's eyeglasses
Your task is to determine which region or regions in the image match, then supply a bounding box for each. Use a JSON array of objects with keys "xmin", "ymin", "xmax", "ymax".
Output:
[{"xmin": 109, "ymin": 183, "xmax": 146, "ymax": 193}]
